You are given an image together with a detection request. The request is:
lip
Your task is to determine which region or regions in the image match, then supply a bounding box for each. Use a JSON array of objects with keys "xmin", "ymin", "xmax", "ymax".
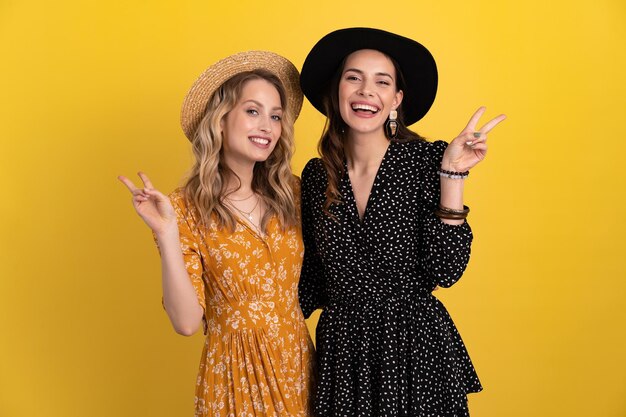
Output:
[
  {"xmin": 350, "ymin": 101, "xmax": 381, "ymax": 119},
  {"xmin": 248, "ymin": 135, "xmax": 272, "ymax": 148}
]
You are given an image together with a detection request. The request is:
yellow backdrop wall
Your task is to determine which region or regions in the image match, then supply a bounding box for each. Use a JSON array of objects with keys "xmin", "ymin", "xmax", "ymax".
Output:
[{"xmin": 1, "ymin": 1, "xmax": 625, "ymax": 416}]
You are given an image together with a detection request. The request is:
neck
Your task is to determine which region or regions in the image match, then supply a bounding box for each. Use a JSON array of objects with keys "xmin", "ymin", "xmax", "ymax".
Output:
[
  {"xmin": 345, "ymin": 129, "xmax": 389, "ymax": 173},
  {"xmin": 223, "ymin": 157, "xmax": 255, "ymax": 197}
]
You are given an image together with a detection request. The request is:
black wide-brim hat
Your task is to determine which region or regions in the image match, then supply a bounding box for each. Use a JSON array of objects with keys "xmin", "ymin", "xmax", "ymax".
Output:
[{"xmin": 300, "ymin": 27, "xmax": 438, "ymax": 126}]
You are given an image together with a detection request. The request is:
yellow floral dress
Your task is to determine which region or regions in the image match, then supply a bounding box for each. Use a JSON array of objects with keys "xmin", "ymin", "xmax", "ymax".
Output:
[{"xmin": 166, "ymin": 181, "xmax": 315, "ymax": 417}]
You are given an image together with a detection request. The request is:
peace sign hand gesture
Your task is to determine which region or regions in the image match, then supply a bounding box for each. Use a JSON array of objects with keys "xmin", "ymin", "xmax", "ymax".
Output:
[
  {"xmin": 441, "ymin": 107, "xmax": 506, "ymax": 172},
  {"xmin": 118, "ymin": 172, "xmax": 177, "ymax": 237}
]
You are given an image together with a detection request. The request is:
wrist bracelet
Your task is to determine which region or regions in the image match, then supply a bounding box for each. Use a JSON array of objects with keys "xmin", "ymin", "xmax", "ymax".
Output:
[
  {"xmin": 438, "ymin": 168, "xmax": 469, "ymax": 179},
  {"xmin": 434, "ymin": 210, "xmax": 467, "ymax": 220},
  {"xmin": 438, "ymin": 204, "xmax": 470, "ymax": 215},
  {"xmin": 434, "ymin": 204, "xmax": 470, "ymax": 220}
]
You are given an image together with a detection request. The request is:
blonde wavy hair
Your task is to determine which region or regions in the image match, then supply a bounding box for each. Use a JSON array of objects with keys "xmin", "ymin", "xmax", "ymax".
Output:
[{"xmin": 183, "ymin": 69, "xmax": 297, "ymax": 232}]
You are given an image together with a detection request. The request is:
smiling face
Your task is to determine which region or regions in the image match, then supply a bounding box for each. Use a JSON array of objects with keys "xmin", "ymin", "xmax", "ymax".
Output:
[
  {"xmin": 338, "ymin": 49, "xmax": 404, "ymax": 137},
  {"xmin": 220, "ymin": 78, "xmax": 283, "ymax": 170}
]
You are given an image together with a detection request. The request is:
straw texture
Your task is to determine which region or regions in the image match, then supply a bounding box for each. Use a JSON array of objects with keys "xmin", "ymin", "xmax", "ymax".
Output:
[{"xmin": 180, "ymin": 51, "xmax": 303, "ymax": 140}]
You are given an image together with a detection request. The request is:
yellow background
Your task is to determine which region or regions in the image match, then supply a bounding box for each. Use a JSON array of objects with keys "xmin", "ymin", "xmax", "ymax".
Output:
[{"xmin": 1, "ymin": 1, "xmax": 625, "ymax": 416}]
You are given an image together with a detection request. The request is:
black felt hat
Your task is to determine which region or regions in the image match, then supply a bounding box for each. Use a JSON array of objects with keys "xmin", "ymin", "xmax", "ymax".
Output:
[{"xmin": 300, "ymin": 27, "xmax": 438, "ymax": 125}]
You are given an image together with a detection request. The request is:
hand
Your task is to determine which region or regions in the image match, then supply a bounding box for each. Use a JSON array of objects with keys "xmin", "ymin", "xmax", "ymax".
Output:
[
  {"xmin": 118, "ymin": 172, "xmax": 177, "ymax": 236},
  {"xmin": 441, "ymin": 107, "xmax": 506, "ymax": 172}
]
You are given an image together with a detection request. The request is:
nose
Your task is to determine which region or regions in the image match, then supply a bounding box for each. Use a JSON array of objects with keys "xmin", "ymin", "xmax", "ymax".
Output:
[
  {"xmin": 259, "ymin": 116, "xmax": 272, "ymax": 133},
  {"xmin": 357, "ymin": 79, "xmax": 375, "ymax": 97}
]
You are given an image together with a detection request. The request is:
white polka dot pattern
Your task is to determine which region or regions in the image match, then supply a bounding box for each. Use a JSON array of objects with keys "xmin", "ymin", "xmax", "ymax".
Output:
[{"xmin": 299, "ymin": 140, "xmax": 482, "ymax": 417}]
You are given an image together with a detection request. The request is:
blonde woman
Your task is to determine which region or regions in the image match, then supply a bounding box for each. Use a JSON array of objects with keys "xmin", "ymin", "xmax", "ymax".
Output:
[{"xmin": 119, "ymin": 51, "xmax": 315, "ymax": 416}]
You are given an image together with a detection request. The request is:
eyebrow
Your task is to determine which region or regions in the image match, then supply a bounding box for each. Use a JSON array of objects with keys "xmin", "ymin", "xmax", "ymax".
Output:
[
  {"xmin": 243, "ymin": 99, "xmax": 283, "ymax": 112},
  {"xmin": 343, "ymin": 68, "xmax": 394, "ymax": 80}
]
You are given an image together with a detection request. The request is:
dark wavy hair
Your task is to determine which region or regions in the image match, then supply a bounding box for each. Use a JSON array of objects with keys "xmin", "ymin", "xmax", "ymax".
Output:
[{"xmin": 318, "ymin": 52, "xmax": 426, "ymax": 218}]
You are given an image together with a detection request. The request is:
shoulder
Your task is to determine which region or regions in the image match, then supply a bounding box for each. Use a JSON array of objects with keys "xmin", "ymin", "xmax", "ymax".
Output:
[
  {"xmin": 301, "ymin": 157, "xmax": 326, "ymax": 184},
  {"xmin": 168, "ymin": 187, "xmax": 199, "ymax": 224},
  {"xmin": 290, "ymin": 174, "xmax": 301, "ymax": 193},
  {"xmin": 302, "ymin": 157, "xmax": 324, "ymax": 175},
  {"xmin": 300, "ymin": 158, "xmax": 327, "ymax": 204},
  {"xmin": 168, "ymin": 187, "xmax": 187, "ymax": 209},
  {"xmin": 289, "ymin": 174, "xmax": 302, "ymax": 219},
  {"xmin": 290, "ymin": 174, "xmax": 301, "ymax": 204},
  {"xmin": 396, "ymin": 138, "xmax": 448, "ymax": 166}
]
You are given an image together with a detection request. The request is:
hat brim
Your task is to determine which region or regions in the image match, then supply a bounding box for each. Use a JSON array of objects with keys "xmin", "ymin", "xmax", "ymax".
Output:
[
  {"xmin": 300, "ymin": 28, "xmax": 437, "ymax": 126},
  {"xmin": 181, "ymin": 51, "xmax": 303, "ymax": 141}
]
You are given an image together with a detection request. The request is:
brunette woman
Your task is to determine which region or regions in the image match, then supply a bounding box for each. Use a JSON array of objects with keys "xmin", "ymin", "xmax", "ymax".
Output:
[{"xmin": 298, "ymin": 28, "xmax": 505, "ymax": 416}]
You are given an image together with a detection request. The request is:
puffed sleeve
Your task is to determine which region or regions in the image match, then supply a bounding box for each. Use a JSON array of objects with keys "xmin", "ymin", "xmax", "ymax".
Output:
[
  {"xmin": 418, "ymin": 140, "xmax": 473, "ymax": 288},
  {"xmin": 298, "ymin": 158, "xmax": 328, "ymax": 318},
  {"xmin": 154, "ymin": 189, "xmax": 207, "ymax": 332}
]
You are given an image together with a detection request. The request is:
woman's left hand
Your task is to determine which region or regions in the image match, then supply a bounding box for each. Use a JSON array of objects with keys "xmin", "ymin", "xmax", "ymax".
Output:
[{"xmin": 441, "ymin": 106, "xmax": 506, "ymax": 172}]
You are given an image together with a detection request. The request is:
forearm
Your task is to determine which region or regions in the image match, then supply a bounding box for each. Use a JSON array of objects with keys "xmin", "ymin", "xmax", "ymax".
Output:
[
  {"xmin": 427, "ymin": 150, "xmax": 472, "ymax": 285},
  {"xmin": 156, "ymin": 227, "xmax": 204, "ymax": 336},
  {"xmin": 438, "ymin": 176, "xmax": 465, "ymax": 225}
]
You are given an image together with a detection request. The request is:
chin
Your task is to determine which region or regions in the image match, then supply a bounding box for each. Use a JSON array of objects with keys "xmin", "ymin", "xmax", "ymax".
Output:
[
  {"xmin": 254, "ymin": 153, "xmax": 273, "ymax": 163},
  {"xmin": 348, "ymin": 124, "xmax": 382, "ymax": 135},
  {"xmin": 344, "ymin": 118, "xmax": 379, "ymax": 132}
]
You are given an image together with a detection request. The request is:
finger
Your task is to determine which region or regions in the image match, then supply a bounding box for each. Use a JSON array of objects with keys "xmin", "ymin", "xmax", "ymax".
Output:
[
  {"xmin": 144, "ymin": 188, "xmax": 169, "ymax": 201},
  {"xmin": 463, "ymin": 106, "xmax": 486, "ymax": 132},
  {"xmin": 118, "ymin": 175, "xmax": 139, "ymax": 193},
  {"xmin": 466, "ymin": 134, "xmax": 487, "ymax": 146},
  {"xmin": 470, "ymin": 143, "xmax": 488, "ymax": 153},
  {"xmin": 137, "ymin": 171, "xmax": 155, "ymax": 190},
  {"xmin": 479, "ymin": 114, "xmax": 507, "ymax": 134}
]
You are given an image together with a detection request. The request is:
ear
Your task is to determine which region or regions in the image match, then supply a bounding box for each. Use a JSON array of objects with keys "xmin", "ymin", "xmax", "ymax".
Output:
[{"xmin": 393, "ymin": 89, "xmax": 404, "ymax": 110}]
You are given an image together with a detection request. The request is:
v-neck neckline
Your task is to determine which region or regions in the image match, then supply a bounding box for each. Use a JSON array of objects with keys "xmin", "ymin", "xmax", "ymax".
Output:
[{"xmin": 344, "ymin": 142, "xmax": 394, "ymax": 225}]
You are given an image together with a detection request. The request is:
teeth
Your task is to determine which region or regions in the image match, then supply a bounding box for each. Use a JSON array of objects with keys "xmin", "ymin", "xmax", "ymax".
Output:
[
  {"xmin": 249, "ymin": 137, "xmax": 269, "ymax": 145},
  {"xmin": 352, "ymin": 103, "xmax": 379, "ymax": 112}
]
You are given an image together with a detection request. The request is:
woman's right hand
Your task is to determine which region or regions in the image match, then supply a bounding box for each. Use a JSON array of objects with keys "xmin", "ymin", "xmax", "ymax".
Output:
[{"xmin": 118, "ymin": 172, "xmax": 177, "ymax": 236}]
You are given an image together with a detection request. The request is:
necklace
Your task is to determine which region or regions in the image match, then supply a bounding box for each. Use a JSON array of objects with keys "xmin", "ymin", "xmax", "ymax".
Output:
[
  {"xmin": 225, "ymin": 192, "xmax": 255, "ymax": 202},
  {"xmin": 227, "ymin": 195, "xmax": 260, "ymax": 222}
]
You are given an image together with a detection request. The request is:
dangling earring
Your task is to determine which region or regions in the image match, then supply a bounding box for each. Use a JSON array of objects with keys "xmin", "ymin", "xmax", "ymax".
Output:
[{"xmin": 384, "ymin": 110, "xmax": 398, "ymax": 139}]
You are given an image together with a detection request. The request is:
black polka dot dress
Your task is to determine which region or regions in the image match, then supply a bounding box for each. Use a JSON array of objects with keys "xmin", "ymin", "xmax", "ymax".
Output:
[{"xmin": 299, "ymin": 139, "xmax": 482, "ymax": 417}]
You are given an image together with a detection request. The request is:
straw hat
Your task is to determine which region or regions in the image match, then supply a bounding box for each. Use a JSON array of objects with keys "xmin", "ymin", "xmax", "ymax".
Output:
[
  {"xmin": 300, "ymin": 28, "xmax": 438, "ymax": 125},
  {"xmin": 180, "ymin": 51, "xmax": 303, "ymax": 141}
]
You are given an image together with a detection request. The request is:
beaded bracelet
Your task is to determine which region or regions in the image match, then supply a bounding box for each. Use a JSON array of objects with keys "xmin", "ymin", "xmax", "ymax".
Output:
[
  {"xmin": 434, "ymin": 204, "xmax": 470, "ymax": 220},
  {"xmin": 437, "ymin": 168, "xmax": 469, "ymax": 180}
]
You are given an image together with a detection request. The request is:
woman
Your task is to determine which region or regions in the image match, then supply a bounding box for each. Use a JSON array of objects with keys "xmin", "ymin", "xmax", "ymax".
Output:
[
  {"xmin": 298, "ymin": 28, "xmax": 506, "ymax": 416},
  {"xmin": 119, "ymin": 51, "xmax": 315, "ymax": 417}
]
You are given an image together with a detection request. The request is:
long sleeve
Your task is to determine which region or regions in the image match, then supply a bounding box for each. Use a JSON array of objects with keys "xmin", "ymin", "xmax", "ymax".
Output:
[
  {"xmin": 417, "ymin": 140, "xmax": 473, "ymax": 288},
  {"xmin": 298, "ymin": 158, "xmax": 328, "ymax": 318}
]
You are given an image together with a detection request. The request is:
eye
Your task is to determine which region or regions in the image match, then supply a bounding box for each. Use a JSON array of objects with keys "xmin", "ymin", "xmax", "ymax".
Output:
[
  {"xmin": 271, "ymin": 114, "xmax": 282, "ymax": 121},
  {"xmin": 246, "ymin": 108, "xmax": 259, "ymax": 116},
  {"xmin": 377, "ymin": 79, "xmax": 391, "ymax": 86},
  {"xmin": 345, "ymin": 75, "xmax": 360, "ymax": 82}
]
